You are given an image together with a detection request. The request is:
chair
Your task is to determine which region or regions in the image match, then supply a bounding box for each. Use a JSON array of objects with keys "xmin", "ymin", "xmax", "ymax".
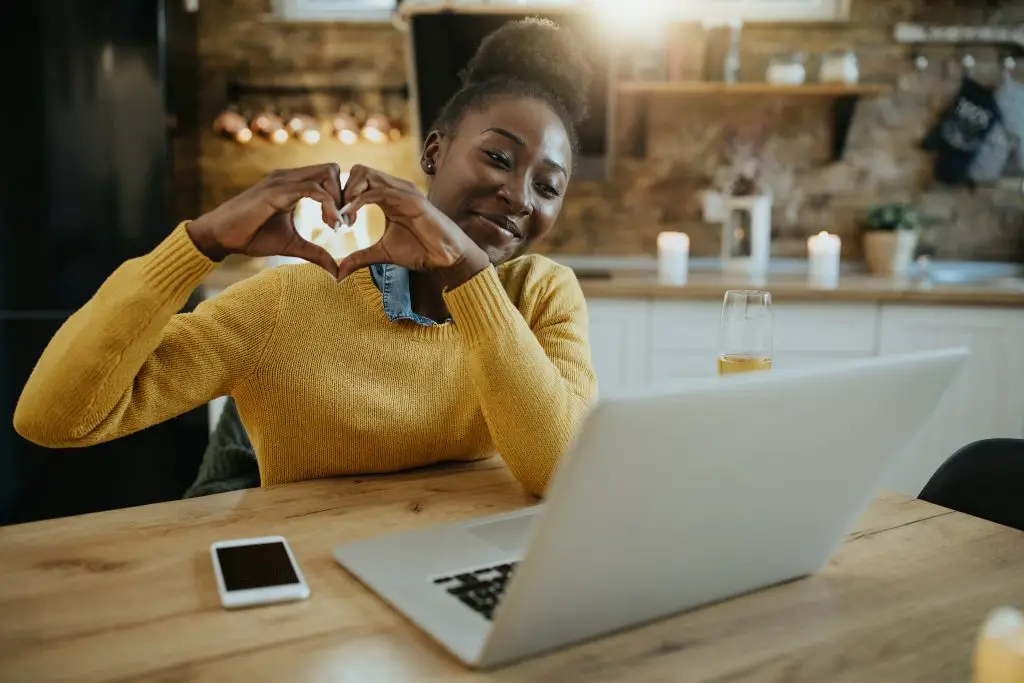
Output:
[
  {"xmin": 183, "ymin": 397, "xmax": 261, "ymax": 498},
  {"xmin": 918, "ymin": 438, "xmax": 1024, "ymax": 532}
]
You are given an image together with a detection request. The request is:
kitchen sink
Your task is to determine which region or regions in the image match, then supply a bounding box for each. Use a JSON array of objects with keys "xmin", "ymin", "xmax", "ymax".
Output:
[{"xmin": 912, "ymin": 260, "xmax": 1024, "ymax": 286}]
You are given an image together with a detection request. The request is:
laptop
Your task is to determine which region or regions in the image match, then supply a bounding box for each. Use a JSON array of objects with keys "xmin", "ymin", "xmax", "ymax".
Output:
[{"xmin": 333, "ymin": 347, "xmax": 968, "ymax": 668}]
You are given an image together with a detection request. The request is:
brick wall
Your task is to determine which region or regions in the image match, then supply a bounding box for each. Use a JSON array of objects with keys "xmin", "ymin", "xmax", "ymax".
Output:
[{"xmin": 188, "ymin": 0, "xmax": 1024, "ymax": 261}]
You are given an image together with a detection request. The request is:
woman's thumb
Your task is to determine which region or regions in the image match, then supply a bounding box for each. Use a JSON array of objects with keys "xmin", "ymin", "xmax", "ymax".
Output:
[
  {"xmin": 286, "ymin": 237, "xmax": 340, "ymax": 280},
  {"xmin": 337, "ymin": 243, "xmax": 387, "ymax": 282}
]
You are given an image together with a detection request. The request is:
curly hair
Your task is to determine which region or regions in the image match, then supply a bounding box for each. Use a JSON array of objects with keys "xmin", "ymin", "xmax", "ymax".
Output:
[{"xmin": 431, "ymin": 18, "xmax": 593, "ymax": 154}]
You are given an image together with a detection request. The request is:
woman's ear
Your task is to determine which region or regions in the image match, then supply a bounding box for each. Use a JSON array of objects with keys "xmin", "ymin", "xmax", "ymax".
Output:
[{"xmin": 420, "ymin": 131, "xmax": 442, "ymax": 176}]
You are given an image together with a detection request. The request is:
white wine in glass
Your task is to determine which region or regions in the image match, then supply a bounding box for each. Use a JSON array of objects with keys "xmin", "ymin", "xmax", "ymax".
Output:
[{"xmin": 717, "ymin": 290, "xmax": 773, "ymax": 376}]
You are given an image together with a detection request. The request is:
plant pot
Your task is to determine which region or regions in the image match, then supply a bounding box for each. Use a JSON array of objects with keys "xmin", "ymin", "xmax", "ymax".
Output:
[{"xmin": 863, "ymin": 230, "xmax": 918, "ymax": 276}]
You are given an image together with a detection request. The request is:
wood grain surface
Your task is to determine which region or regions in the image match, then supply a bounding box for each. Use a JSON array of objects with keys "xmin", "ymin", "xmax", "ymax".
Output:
[{"xmin": 2, "ymin": 459, "xmax": 1023, "ymax": 683}]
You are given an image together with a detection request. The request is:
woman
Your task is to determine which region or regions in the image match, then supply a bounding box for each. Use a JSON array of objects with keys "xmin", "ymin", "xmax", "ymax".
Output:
[{"xmin": 14, "ymin": 18, "xmax": 596, "ymax": 497}]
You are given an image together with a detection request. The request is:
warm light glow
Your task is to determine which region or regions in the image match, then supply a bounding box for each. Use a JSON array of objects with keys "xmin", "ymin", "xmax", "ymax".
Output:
[
  {"xmin": 807, "ymin": 230, "xmax": 841, "ymax": 289},
  {"xmin": 362, "ymin": 125, "xmax": 388, "ymax": 144},
  {"xmin": 213, "ymin": 108, "xmax": 253, "ymax": 144},
  {"xmin": 590, "ymin": 0, "xmax": 668, "ymax": 32},
  {"xmin": 252, "ymin": 111, "xmax": 284, "ymax": 135},
  {"xmin": 300, "ymin": 129, "xmax": 321, "ymax": 145},
  {"xmin": 808, "ymin": 231, "xmax": 841, "ymax": 251},
  {"xmin": 333, "ymin": 112, "xmax": 361, "ymax": 145},
  {"xmin": 270, "ymin": 128, "xmax": 289, "ymax": 144},
  {"xmin": 361, "ymin": 113, "xmax": 392, "ymax": 144},
  {"xmin": 657, "ymin": 231, "xmax": 690, "ymax": 250}
]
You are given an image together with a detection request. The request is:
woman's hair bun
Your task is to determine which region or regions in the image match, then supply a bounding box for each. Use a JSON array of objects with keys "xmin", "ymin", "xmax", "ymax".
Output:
[{"xmin": 462, "ymin": 18, "xmax": 592, "ymax": 124}]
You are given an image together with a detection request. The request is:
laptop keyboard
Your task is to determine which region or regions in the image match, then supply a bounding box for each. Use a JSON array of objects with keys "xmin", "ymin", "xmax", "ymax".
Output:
[{"xmin": 432, "ymin": 562, "xmax": 518, "ymax": 620}]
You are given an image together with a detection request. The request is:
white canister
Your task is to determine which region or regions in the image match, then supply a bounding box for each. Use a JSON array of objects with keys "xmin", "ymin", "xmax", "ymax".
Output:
[
  {"xmin": 657, "ymin": 232, "xmax": 690, "ymax": 285},
  {"xmin": 766, "ymin": 53, "xmax": 807, "ymax": 86},
  {"xmin": 819, "ymin": 51, "xmax": 860, "ymax": 84}
]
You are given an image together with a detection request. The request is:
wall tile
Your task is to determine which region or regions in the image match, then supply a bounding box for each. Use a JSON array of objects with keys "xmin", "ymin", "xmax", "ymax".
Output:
[{"xmin": 186, "ymin": 0, "xmax": 1024, "ymax": 263}]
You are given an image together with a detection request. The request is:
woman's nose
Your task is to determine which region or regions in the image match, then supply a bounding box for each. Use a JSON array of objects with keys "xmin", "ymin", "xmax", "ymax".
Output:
[{"xmin": 497, "ymin": 180, "xmax": 532, "ymax": 217}]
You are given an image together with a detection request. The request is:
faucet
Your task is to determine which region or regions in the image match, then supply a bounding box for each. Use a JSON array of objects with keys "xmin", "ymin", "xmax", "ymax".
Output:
[{"xmin": 724, "ymin": 20, "xmax": 742, "ymax": 84}]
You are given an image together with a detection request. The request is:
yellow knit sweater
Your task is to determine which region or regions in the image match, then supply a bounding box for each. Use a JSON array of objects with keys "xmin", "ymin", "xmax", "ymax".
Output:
[{"xmin": 13, "ymin": 223, "xmax": 597, "ymax": 496}]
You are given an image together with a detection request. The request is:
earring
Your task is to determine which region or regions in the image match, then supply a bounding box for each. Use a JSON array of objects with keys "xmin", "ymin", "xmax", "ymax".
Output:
[{"xmin": 424, "ymin": 162, "xmax": 435, "ymax": 174}]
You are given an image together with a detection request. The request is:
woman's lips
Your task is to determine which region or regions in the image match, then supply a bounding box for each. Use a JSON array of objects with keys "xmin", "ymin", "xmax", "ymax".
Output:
[{"xmin": 467, "ymin": 213, "xmax": 521, "ymax": 241}]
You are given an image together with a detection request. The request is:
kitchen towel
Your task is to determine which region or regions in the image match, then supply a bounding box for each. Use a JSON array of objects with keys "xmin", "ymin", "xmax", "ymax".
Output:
[
  {"xmin": 922, "ymin": 77, "xmax": 1001, "ymax": 185},
  {"xmin": 969, "ymin": 74, "xmax": 1024, "ymax": 183}
]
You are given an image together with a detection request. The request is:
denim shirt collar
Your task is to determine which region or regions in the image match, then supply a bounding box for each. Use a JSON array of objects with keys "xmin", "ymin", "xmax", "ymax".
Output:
[{"xmin": 369, "ymin": 263, "xmax": 448, "ymax": 327}]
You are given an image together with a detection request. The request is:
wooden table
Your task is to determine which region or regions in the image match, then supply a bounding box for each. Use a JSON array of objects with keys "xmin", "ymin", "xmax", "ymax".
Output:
[{"xmin": 2, "ymin": 460, "xmax": 1023, "ymax": 683}]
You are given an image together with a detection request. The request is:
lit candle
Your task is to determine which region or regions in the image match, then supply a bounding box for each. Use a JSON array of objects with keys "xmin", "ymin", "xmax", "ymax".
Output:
[
  {"xmin": 657, "ymin": 232, "xmax": 690, "ymax": 286},
  {"xmin": 973, "ymin": 606, "xmax": 1024, "ymax": 683},
  {"xmin": 807, "ymin": 231, "xmax": 841, "ymax": 289}
]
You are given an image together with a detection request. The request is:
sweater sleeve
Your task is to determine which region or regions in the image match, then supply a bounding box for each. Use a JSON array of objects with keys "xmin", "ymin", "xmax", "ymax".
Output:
[
  {"xmin": 443, "ymin": 264, "xmax": 598, "ymax": 496},
  {"xmin": 14, "ymin": 222, "xmax": 282, "ymax": 448}
]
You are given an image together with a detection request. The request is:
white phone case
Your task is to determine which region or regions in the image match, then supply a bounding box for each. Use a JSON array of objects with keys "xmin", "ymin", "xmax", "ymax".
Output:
[{"xmin": 210, "ymin": 535, "xmax": 311, "ymax": 609}]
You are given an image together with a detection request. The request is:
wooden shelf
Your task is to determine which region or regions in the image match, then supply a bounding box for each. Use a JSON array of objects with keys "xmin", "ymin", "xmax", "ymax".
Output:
[
  {"xmin": 616, "ymin": 82, "xmax": 892, "ymax": 96},
  {"xmin": 614, "ymin": 81, "xmax": 892, "ymax": 162}
]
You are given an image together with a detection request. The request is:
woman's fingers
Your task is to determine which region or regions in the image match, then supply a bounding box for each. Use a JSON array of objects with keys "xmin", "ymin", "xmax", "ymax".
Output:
[
  {"xmin": 341, "ymin": 165, "xmax": 415, "ymax": 206},
  {"xmin": 337, "ymin": 242, "xmax": 389, "ymax": 282},
  {"xmin": 285, "ymin": 236, "xmax": 340, "ymax": 280},
  {"xmin": 270, "ymin": 164, "xmax": 344, "ymax": 226},
  {"xmin": 318, "ymin": 163, "xmax": 345, "ymax": 223},
  {"xmin": 274, "ymin": 181, "xmax": 343, "ymax": 226},
  {"xmin": 339, "ymin": 187, "xmax": 400, "ymax": 223},
  {"xmin": 341, "ymin": 165, "xmax": 371, "ymax": 207}
]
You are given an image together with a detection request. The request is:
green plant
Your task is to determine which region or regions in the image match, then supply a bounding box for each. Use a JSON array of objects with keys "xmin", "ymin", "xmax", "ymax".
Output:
[{"xmin": 862, "ymin": 203, "xmax": 919, "ymax": 232}]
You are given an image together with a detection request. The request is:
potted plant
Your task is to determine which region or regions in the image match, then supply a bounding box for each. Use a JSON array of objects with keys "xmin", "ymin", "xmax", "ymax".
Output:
[{"xmin": 861, "ymin": 203, "xmax": 919, "ymax": 276}]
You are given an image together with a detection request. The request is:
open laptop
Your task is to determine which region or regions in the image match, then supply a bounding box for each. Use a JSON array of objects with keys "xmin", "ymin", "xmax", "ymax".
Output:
[{"xmin": 333, "ymin": 347, "xmax": 968, "ymax": 668}]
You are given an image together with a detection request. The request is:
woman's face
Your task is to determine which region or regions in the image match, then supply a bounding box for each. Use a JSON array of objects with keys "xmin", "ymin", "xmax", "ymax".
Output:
[{"xmin": 422, "ymin": 95, "xmax": 573, "ymax": 265}]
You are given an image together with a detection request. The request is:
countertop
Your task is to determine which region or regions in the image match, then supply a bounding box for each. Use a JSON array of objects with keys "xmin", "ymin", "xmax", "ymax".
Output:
[
  {"xmin": 573, "ymin": 271, "xmax": 1024, "ymax": 307},
  {"xmin": 3, "ymin": 461, "xmax": 1023, "ymax": 682},
  {"xmin": 201, "ymin": 257, "xmax": 1024, "ymax": 308}
]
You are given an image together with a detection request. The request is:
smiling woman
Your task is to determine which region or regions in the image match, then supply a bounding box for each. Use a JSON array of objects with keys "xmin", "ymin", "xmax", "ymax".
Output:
[{"xmin": 13, "ymin": 19, "xmax": 599, "ymax": 498}]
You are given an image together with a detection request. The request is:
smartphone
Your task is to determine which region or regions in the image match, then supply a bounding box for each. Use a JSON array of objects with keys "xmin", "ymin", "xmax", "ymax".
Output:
[{"xmin": 210, "ymin": 535, "xmax": 310, "ymax": 609}]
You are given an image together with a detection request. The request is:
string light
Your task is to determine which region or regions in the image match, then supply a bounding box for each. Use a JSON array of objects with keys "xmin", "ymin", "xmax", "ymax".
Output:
[
  {"xmin": 332, "ymin": 110, "xmax": 362, "ymax": 145},
  {"xmin": 361, "ymin": 113, "xmax": 392, "ymax": 144},
  {"xmin": 252, "ymin": 109, "xmax": 287, "ymax": 144},
  {"xmin": 212, "ymin": 107, "xmax": 253, "ymax": 144},
  {"xmin": 213, "ymin": 89, "xmax": 405, "ymax": 145},
  {"xmin": 286, "ymin": 113, "xmax": 321, "ymax": 145}
]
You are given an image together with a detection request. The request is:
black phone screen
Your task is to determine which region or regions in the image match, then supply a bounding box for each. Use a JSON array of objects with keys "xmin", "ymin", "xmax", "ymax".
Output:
[{"xmin": 215, "ymin": 541, "xmax": 300, "ymax": 591}]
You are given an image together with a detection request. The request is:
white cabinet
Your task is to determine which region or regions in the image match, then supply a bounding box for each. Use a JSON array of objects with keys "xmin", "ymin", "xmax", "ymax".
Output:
[
  {"xmin": 877, "ymin": 306, "xmax": 1024, "ymax": 497},
  {"xmin": 586, "ymin": 298, "xmax": 650, "ymax": 395},
  {"xmin": 645, "ymin": 300, "xmax": 877, "ymax": 381},
  {"xmin": 584, "ymin": 295, "xmax": 1021, "ymax": 499}
]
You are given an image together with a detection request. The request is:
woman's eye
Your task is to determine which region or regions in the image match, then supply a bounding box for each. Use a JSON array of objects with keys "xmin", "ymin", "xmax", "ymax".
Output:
[
  {"xmin": 537, "ymin": 183, "xmax": 561, "ymax": 199},
  {"xmin": 484, "ymin": 150, "xmax": 511, "ymax": 169}
]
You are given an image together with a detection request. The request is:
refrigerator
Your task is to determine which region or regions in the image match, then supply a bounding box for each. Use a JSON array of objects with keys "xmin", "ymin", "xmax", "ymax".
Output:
[{"xmin": 0, "ymin": 0, "xmax": 208, "ymax": 524}]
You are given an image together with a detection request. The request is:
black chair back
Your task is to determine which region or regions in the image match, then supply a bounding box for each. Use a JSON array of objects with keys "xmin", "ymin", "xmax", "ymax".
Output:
[{"xmin": 918, "ymin": 438, "xmax": 1024, "ymax": 532}]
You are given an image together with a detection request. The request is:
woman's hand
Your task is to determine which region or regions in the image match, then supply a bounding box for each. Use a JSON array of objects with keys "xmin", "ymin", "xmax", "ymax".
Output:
[
  {"xmin": 186, "ymin": 164, "xmax": 345, "ymax": 278},
  {"xmin": 336, "ymin": 165, "xmax": 489, "ymax": 288}
]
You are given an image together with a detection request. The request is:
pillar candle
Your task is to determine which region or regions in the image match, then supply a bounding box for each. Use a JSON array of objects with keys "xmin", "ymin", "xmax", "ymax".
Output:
[
  {"xmin": 807, "ymin": 231, "xmax": 841, "ymax": 289},
  {"xmin": 657, "ymin": 232, "xmax": 690, "ymax": 285}
]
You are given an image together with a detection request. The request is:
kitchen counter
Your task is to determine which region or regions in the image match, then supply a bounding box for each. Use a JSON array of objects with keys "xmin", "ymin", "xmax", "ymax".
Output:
[
  {"xmin": 201, "ymin": 259, "xmax": 1024, "ymax": 308},
  {"xmin": 574, "ymin": 271, "xmax": 1024, "ymax": 307}
]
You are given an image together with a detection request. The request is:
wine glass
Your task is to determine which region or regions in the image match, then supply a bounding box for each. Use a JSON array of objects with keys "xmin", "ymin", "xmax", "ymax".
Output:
[{"xmin": 717, "ymin": 290, "xmax": 773, "ymax": 375}]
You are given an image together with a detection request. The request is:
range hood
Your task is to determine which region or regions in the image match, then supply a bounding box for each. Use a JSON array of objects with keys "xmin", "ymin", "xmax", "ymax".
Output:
[{"xmin": 271, "ymin": 0, "xmax": 398, "ymax": 21}]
